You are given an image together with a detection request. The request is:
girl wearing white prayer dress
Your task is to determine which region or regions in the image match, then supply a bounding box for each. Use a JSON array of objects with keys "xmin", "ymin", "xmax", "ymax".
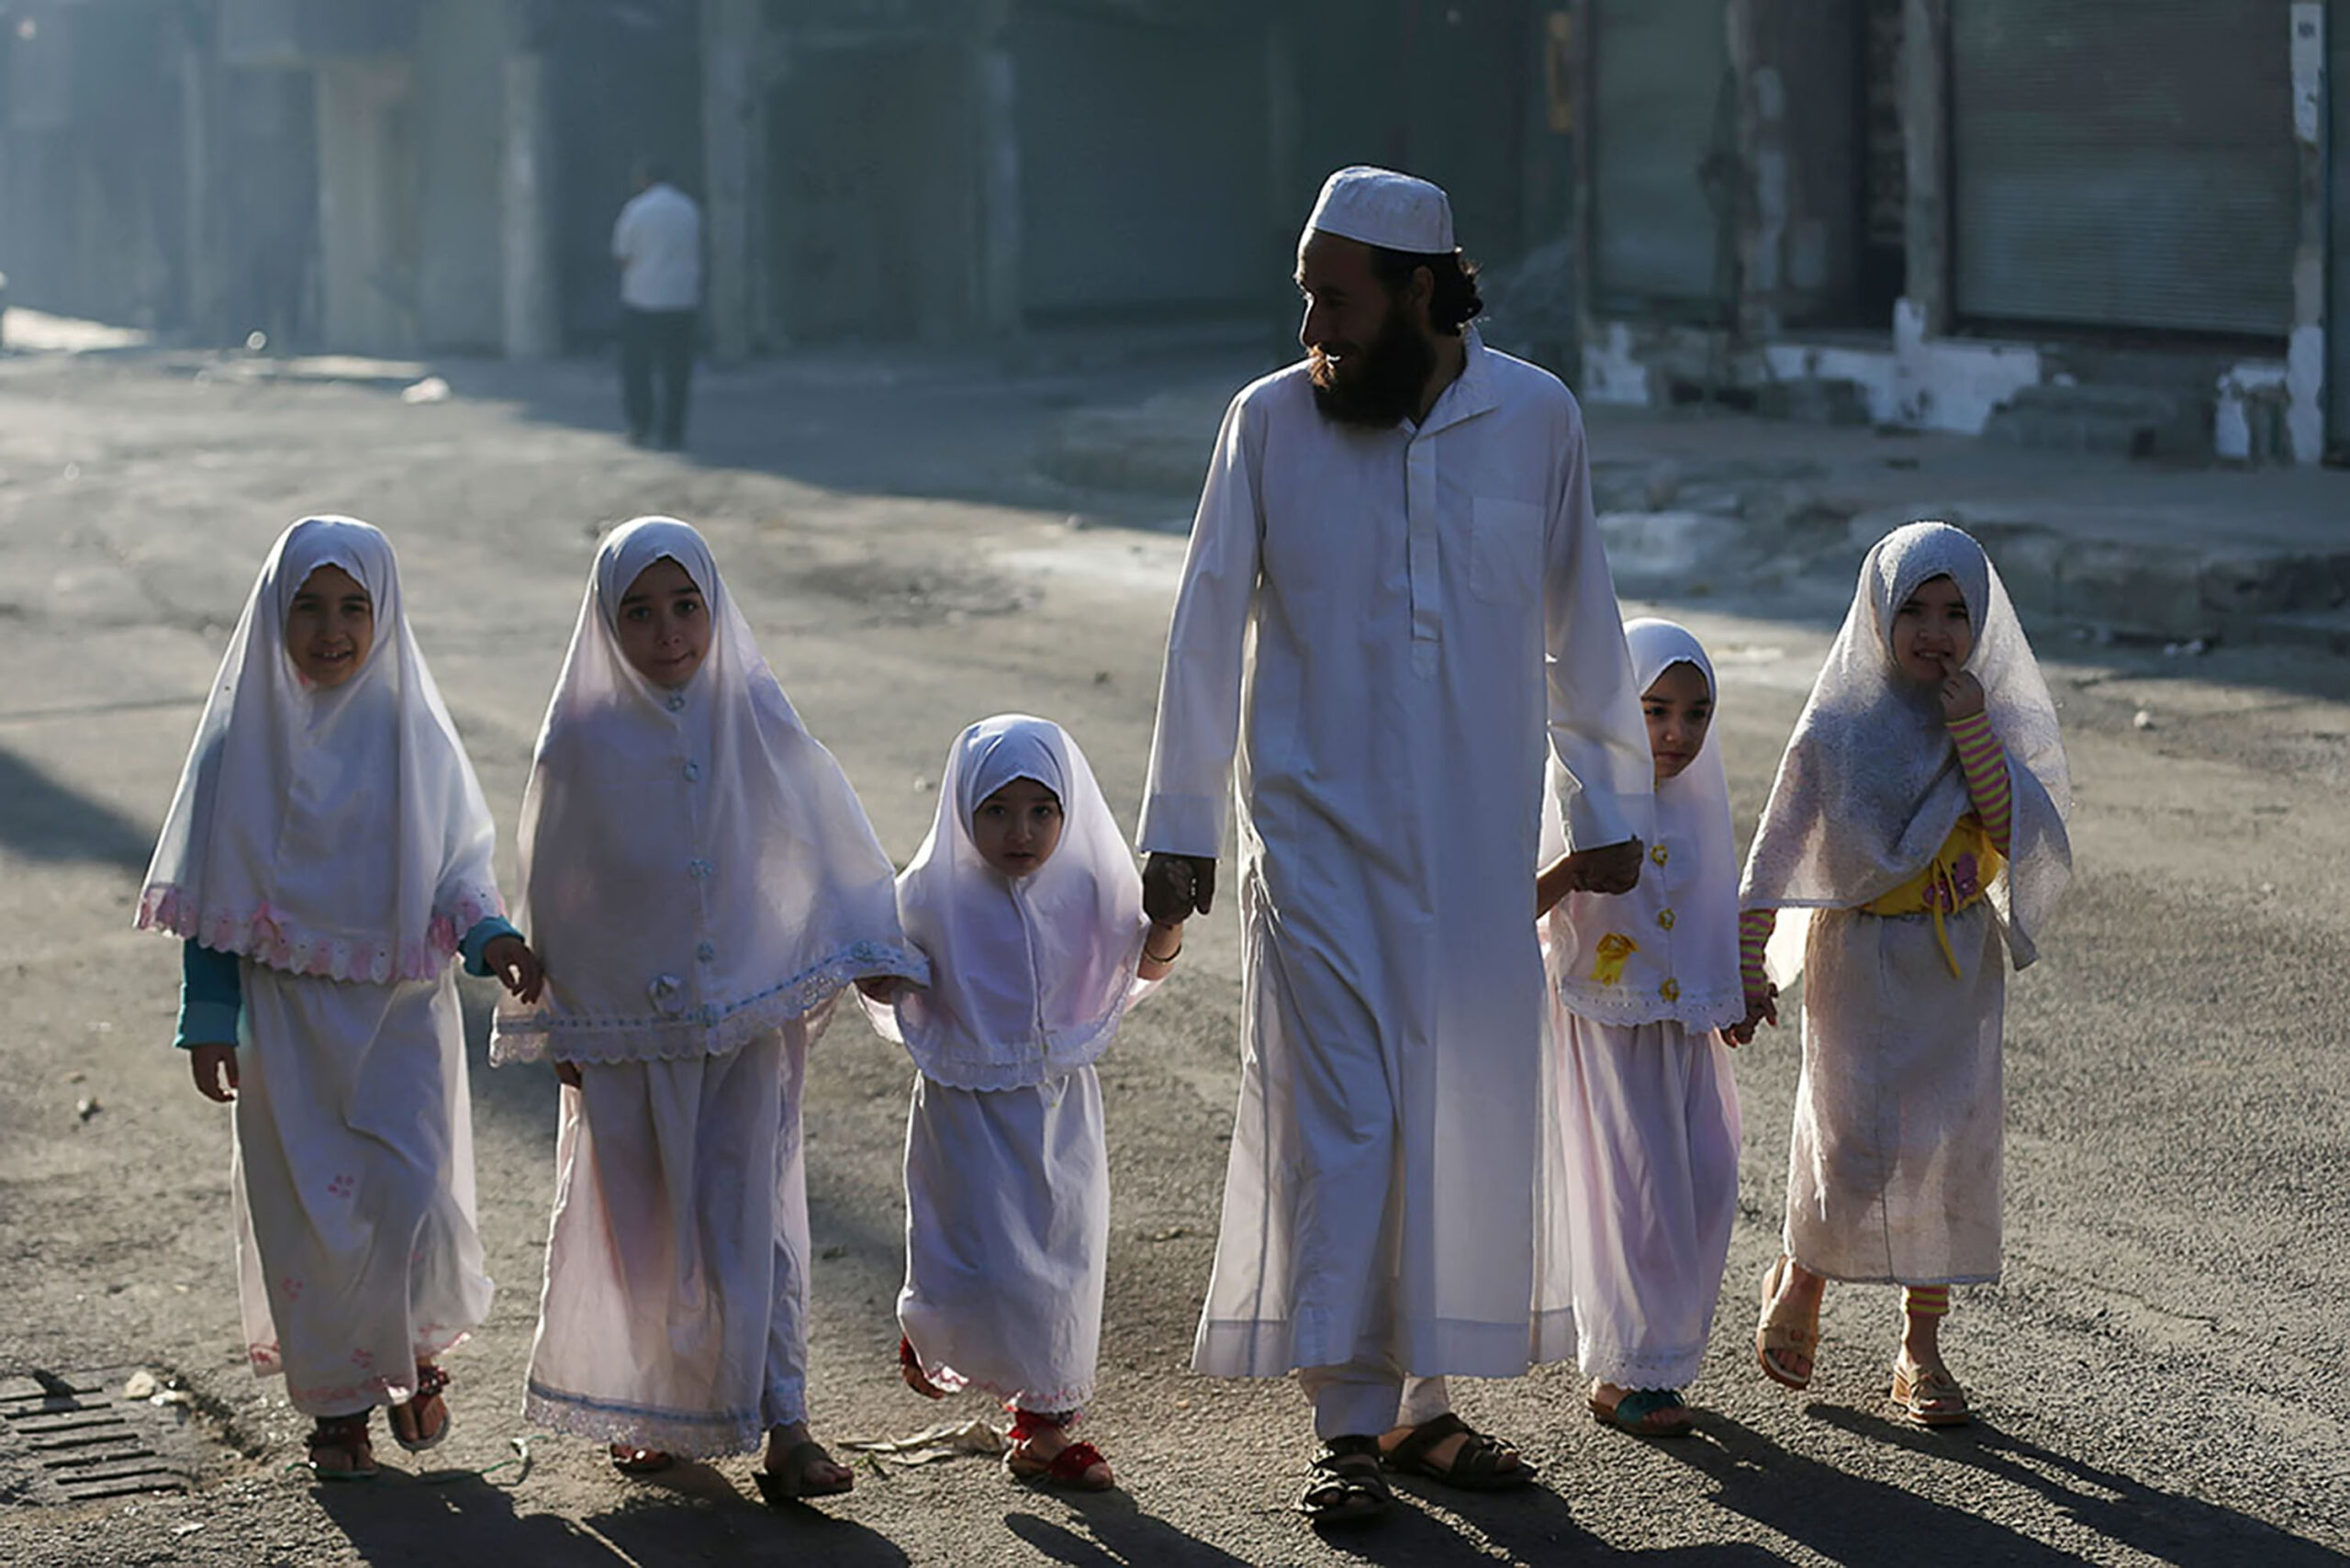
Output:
[
  {"xmin": 142, "ymin": 517, "xmax": 542, "ymax": 1482},
  {"xmin": 1742, "ymin": 521, "xmax": 2071, "ymax": 1427},
  {"xmin": 864, "ymin": 715, "xmax": 1181, "ymax": 1493},
  {"xmin": 1535, "ymin": 618, "xmax": 1742, "ymax": 1439},
  {"xmin": 491, "ymin": 517, "xmax": 925, "ymax": 1502}
]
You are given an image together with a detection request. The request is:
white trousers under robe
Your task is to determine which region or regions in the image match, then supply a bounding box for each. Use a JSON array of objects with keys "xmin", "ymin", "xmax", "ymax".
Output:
[
  {"xmin": 1561, "ymin": 1015, "xmax": 1740, "ymax": 1390},
  {"xmin": 229, "ymin": 964, "xmax": 492, "ymax": 1417},
  {"xmin": 899, "ymin": 1069, "xmax": 1108, "ymax": 1416},
  {"xmin": 522, "ymin": 1025, "xmax": 813, "ymax": 1456},
  {"xmin": 1788, "ymin": 906, "xmax": 2004, "ymax": 1285}
]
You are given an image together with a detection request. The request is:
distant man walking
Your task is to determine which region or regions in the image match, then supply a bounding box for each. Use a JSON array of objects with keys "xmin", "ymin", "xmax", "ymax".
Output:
[
  {"xmin": 1138, "ymin": 166, "xmax": 1653, "ymax": 1528},
  {"xmin": 612, "ymin": 159, "xmax": 702, "ymax": 450}
]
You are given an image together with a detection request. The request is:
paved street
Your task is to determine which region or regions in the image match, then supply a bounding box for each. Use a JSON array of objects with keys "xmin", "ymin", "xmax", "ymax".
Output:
[{"xmin": 1, "ymin": 341, "xmax": 2345, "ymax": 1567}]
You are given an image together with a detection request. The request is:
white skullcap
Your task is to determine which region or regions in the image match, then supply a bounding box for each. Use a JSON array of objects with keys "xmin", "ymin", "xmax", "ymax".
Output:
[{"xmin": 1302, "ymin": 165, "xmax": 1456, "ymax": 255}]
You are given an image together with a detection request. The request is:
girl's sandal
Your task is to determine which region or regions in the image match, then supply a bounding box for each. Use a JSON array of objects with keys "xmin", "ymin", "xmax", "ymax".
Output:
[
  {"xmin": 1891, "ymin": 1360, "xmax": 1971, "ymax": 1428},
  {"xmin": 1755, "ymin": 1257, "xmax": 1822, "ymax": 1390},
  {"xmin": 1005, "ymin": 1436, "xmax": 1116, "ymax": 1491},
  {"xmin": 898, "ymin": 1336, "xmax": 946, "ymax": 1400},
  {"xmin": 307, "ymin": 1412, "xmax": 378, "ymax": 1482},
  {"xmin": 386, "ymin": 1361, "xmax": 452, "ymax": 1453},
  {"xmin": 610, "ymin": 1445, "xmax": 675, "ymax": 1476},
  {"xmin": 1588, "ymin": 1385, "xmax": 1696, "ymax": 1439}
]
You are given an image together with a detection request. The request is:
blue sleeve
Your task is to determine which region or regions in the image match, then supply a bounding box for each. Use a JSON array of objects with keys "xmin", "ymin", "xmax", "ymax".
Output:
[
  {"xmin": 459, "ymin": 915, "xmax": 523, "ymax": 977},
  {"xmin": 176, "ymin": 941, "xmax": 242, "ymax": 1050}
]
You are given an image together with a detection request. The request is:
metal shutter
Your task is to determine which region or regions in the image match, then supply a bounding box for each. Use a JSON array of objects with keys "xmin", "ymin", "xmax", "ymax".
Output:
[
  {"xmin": 2331, "ymin": 0, "xmax": 2350, "ymax": 450},
  {"xmin": 1592, "ymin": 0, "xmax": 1736, "ymax": 320},
  {"xmin": 1951, "ymin": 0, "xmax": 2297, "ymax": 339}
]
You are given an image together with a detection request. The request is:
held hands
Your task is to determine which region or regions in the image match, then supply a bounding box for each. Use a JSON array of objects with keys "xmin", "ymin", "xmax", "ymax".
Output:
[
  {"xmin": 1938, "ymin": 660, "xmax": 1986, "ymax": 723},
  {"xmin": 1553, "ymin": 838, "xmax": 1644, "ymax": 899},
  {"xmin": 1143, "ymin": 853, "xmax": 1217, "ymax": 924},
  {"xmin": 483, "ymin": 934, "xmax": 547, "ymax": 1005},
  {"xmin": 1725, "ymin": 981, "xmax": 1779, "ymax": 1047},
  {"xmin": 189, "ymin": 1043, "xmax": 240, "ymax": 1103}
]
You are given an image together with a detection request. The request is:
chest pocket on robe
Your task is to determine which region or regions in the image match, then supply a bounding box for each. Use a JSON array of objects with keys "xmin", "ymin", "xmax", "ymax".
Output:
[{"xmin": 1467, "ymin": 497, "xmax": 1541, "ymax": 606}]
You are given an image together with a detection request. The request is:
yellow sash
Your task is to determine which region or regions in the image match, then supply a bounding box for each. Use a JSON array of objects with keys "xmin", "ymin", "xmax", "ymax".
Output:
[{"xmin": 1860, "ymin": 815, "xmax": 2003, "ymax": 976}]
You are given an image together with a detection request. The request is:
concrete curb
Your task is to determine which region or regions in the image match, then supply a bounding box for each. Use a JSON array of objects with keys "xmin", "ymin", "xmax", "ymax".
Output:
[{"xmin": 1036, "ymin": 381, "xmax": 2350, "ymax": 651}]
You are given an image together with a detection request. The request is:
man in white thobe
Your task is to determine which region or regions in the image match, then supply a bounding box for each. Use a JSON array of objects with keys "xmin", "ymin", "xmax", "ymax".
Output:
[
  {"xmin": 611, "ymin": 160, "xmax": 703, "ymax": 450},
  {"xmin": 1138, "ymin": 167, "xmax": 1653, "ymax": 1527}
]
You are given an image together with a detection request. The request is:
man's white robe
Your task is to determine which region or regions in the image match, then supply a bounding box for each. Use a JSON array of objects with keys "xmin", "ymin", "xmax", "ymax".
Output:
[{"xmin": 1140, "ymin": 334, "xmax": 1652, "ymax": 1381}]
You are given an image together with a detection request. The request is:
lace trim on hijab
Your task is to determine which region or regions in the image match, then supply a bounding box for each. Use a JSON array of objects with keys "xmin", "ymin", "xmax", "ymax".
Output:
[
  {"xmin": 136, "ymin": 884, "xmax": 498, "ymax": 985},
  {"xmin": 489, "ymin": 939, "xmax": 924, "ymax": 1065}
]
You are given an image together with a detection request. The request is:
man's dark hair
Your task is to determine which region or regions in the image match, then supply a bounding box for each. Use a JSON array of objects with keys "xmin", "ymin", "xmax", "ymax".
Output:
[{"xmin": 1367, "ymin": 247, "xmax": 1483, "ymax": 336}]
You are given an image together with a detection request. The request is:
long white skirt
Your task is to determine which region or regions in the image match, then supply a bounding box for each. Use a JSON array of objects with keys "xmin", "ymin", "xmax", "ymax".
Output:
[
  {"xmin": 1560, "ymin": 1015, "xmax": 1740, "ymax": 1390},
  {"xmin": 900, "ymin": 1069, "xmax": 1108, "ymax": 1415},
  {"xmin": 229, "ymin": 964, "xmax": 492, "ymax": 1417},
  {"xmin": 1787, "ymin": 905, "xmax": 2005, "ymax": 1285},
  {"xmin": 522, "ymin": 1025, "xmax": 812, "ymax": 1457}
]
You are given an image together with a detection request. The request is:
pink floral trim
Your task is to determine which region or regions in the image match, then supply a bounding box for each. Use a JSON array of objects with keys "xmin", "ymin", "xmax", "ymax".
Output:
[{"xmin": 137, "ymin": 882, "xmax": 503, "ymax": 984}]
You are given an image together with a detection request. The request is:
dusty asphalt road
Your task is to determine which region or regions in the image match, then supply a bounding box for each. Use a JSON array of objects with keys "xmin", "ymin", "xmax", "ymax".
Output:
[{"xmin": 0, "ymin": 344, "xmax": 2345, "ymax": 1567}]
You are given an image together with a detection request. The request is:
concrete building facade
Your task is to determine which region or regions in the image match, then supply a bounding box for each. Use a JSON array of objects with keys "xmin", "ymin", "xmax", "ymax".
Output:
[
  {"xmin": 0, "ymin": 0, "xmax": 1585, "ymax": 364},
  {"xmin": 1569, "ymin": 0, "xmax": 2350, "ymax": 465}
]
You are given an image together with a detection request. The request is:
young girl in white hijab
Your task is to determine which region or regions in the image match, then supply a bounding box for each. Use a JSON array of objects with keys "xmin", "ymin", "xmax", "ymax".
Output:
[
  {"xmin": 866, "ymin": 714, "xmax": 1181, "ymax": 1492},
  {"xmin": 1741, "ymin": 521, "xmax": 2071, "ymax": 1427},
  {"xmin": 492, "ymin": 517, "xmax": 925, "ymax": 1502},
  {"xmin": 1536, "ymin": 618, "xmax": 1743, "ymax": 1439},
  {"xmin": 140, "ymin": 516, "xmax": 541, "ymax": 1481}
]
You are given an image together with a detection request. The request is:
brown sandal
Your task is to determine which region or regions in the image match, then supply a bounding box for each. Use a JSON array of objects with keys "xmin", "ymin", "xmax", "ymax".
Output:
[
  {"xmin": 386, "ymin": 1361, "xmax": 451, "ymax": 1452},
  {"xmin": 1891, "ymin": 1359, "xmax": 1971, "ymax": 1427},
  {"xmin": 610, "ymin": 1445, "xmax": 675, "ymax": 1475},
  {"xmin": 307, "ymin": 1411, "xmax": 378, "ymax": 1481},
  {"xmin": 1755, "ymin": 1257, "xmax": 1822, "ymax": 1390}
]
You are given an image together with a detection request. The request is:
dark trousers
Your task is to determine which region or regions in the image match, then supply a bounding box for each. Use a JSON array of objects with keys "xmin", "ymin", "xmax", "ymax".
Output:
[{"xmin": 620, "ymin": 307, "xmax": 697, "ymax": 446}]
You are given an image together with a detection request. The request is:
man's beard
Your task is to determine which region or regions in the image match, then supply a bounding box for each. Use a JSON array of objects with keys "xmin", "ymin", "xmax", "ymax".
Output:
[{"xmin": 1308, "ymin": 303, "xmax": 1437, "ymax": 429}]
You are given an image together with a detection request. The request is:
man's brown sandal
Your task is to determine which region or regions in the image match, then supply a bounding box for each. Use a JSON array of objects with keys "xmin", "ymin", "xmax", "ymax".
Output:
[
  {"xmin": 386, "ymin": 1361, "xmax": 451, "ymax": 1452},
  {"xmin": 1379, "ymin": 1412, "xmax": 1534, "ymax": 1491},
  {"xmin": 307, "ymin": 1411, "xmax": 378, "ymax": 1481},
  {"xmin": 753, "ymin": 1440, "xmax": 855, "ymax": 1504}
]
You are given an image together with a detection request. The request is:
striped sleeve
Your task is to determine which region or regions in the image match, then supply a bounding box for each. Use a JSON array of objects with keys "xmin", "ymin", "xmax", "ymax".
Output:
[
  {"xmin": 1738, "ymin": 907, "xmax": 1776, "ymax": 993},
  {"xmin": 1947, "ymin": 710, "xmax": 2013, "ymax": 855}
]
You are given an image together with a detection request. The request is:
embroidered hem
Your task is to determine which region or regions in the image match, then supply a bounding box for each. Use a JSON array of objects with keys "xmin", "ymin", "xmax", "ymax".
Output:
[
  {"xmin": 1577, "ymin": 1337, "xmax": 1706, "ymax": 1391},
  {"xmin": 521, "ymin": 1380, "xmax": 767, "ymax": 1459},
  {"xmin": 489, "ymin": 941, "xmax": 930, "ymax": 1066},
  {"xmin": 1551, "ymin": 980, "xmax": 1745, "ymax": 1032},
  {"xmin": 137, "ymin": 883, "xmax": 499, "ymax": 985},
  {"xmin": 903, "ymin": 1005, "xmax": 1127, "ymax": 1092},
  {"xmin": 912, "ymin": 1354, "xmax": 1094, "ymax": 1417}
]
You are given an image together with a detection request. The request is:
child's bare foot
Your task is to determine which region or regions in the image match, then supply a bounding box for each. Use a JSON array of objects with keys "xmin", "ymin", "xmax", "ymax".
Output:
[
  {"xmin": 1756, "ymin": 1255, "xmax": 1825, "ymax": 1387},
  {"xmin": 755, "ymin": 1419, "xmax": 853, "ymax": 1503},
  {"xmin": 1004, "ymin": 1414, "xmax": 1113, "ymax": 1491},
  {"xmin": 899, "ymin": 1336, "xmax": 946, "ymax": 1399}
]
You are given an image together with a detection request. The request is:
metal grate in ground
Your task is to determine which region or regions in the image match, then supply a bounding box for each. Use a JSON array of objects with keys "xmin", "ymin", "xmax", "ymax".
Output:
[{"xmin": 0, "ymin": 1367, "xmax": 197, "ymax": 1505}]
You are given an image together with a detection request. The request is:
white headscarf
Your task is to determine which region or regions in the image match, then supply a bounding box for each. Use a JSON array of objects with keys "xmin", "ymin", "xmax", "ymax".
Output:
[
  {"xmin": 1543, "ymin": 619, "xmax": 1741, "ymax": 1029},
  {"xmin": 135, "ymin": 516, "xmax": 504, "ymax": 982},
  {"xmin": 1740, "ymin": 521, "xmax": 2072, "ymax": 971},
  {"xmin": 491, "ymin": 517, "xmax": 924, "ymax": 1065},
  {"xmin": 867, "ymin": 715, "xmax": 1151, "ymax": 1091}
]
